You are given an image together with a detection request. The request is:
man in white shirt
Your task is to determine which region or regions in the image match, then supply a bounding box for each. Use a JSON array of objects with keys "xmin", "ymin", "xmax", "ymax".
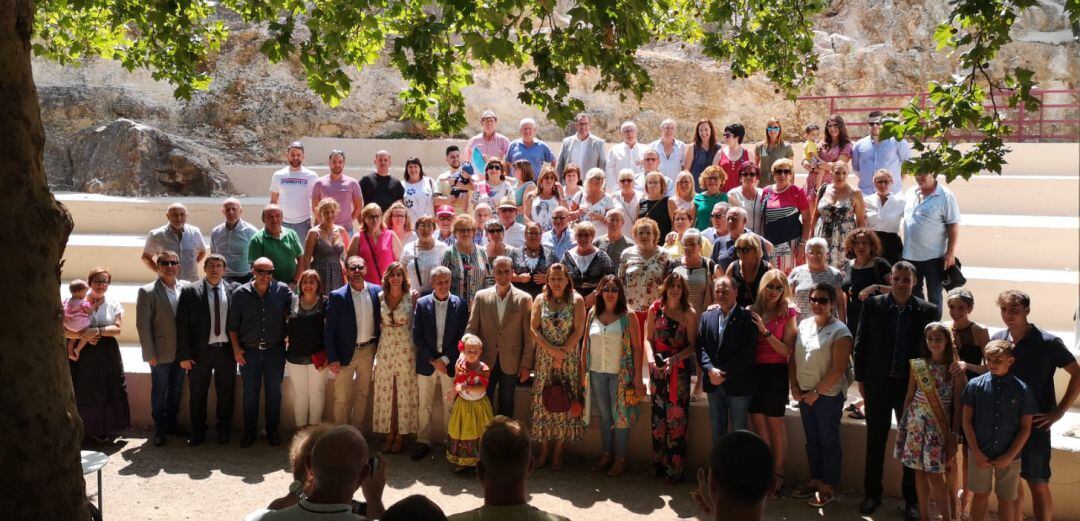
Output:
[
  {"xmin": 465, "ymin": 109, "xmax": 511, "ymax": 161},
  {"xmin": 211, "ymin": 198, "xmax": 258, "ymax": 284},
  {"xmin": 136, "ymin": 250, "xmax": 189, "ymax": 446},
  {"xmin": 269, "ymin": 141, "xmax": 319, "ymax": 240},
  {"xmin": 604, "ymin": 121, "xmax": 649, "ymax": 191},
  {"xmin": 901, "ymin": 171, "xmax": 960, "ymax": 316},
  {"xmin": 650, "ymin": 119, "xmax": 687, "ymax": 194},
  {"xmin": 556, "ymin": 112, "xmax": 606, "ymax": 180},
  {"xmin": 496, "ymin": 197, "xmax": 526, "ymax": 248},
  {"xmin": 142, "ymin": 202, "xmax": 207, "ymax": 282},
  {"xmin": 326, "ymin": 256, "xmax": 382, "ymax": 430}
]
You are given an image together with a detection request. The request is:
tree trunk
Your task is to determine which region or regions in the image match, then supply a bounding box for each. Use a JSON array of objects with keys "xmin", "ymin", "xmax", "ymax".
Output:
[{"xmin": 0, "ymin": 0, "xmax": 86, "ymax": 519}]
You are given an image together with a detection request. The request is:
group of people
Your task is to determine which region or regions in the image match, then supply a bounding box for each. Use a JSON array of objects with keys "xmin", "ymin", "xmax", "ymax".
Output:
[{"xmin": 61, "ymin": 109, "xmax": 1079, "ymax": 521}]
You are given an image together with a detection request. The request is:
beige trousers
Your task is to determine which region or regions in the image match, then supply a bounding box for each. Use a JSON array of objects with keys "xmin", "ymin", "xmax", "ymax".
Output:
[
  {"xmin": 416, "ymin": 370, "xmax": 454, "ymax": 444},
  {"xmin": 332, "ymin": 347, "xmax": 376, "ymax": 428}
]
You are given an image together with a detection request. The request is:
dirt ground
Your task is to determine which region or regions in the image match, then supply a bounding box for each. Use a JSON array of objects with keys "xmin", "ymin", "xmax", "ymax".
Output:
[{"xmin": 82, "ymin": 429, "xmax": 981, "ymax": 520}]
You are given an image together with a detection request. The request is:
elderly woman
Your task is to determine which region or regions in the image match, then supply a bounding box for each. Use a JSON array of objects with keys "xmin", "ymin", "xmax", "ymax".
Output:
[
  {"xmin": 672, "ymin": 171, "xmax": 696, "ymax": 211},
  {"xmin": 67, "ymin": 266, "xmax": 130, "ymax": 442},
  {"xmin": 728, "ymin": 163, "xmax": 765, "ymax": 234},
  {"xmin": 619, "ymin": 218, "xmax": 671, "ymax": 338},
  {"xmin": 756, "ymin": 118, "xmax": 795, "ymax": 187},
  {"xmin": 645, "ymin": 272, "xmax": 698, "ymax": 483},
  {"xmin": 761, "ymin": 158, "xmax": 811, "ymax": 273},
  {"xmin": 611, "ymin": 168, "xmax": 641, "ymax": 238},
  {"xmin": 595, "ymin": 209, "xmax": 632, "ymax": 266},
  {"xmin": 685, "ymin": 119, "xmax": 721, "ymax": 189},
  {"xmin": 510, "ymin": 221, "xmax": 556, "ymax": 297},
  {"xmin": 561, "ymin": 221, "xmax": 614, "ymax": 307},
  {"xmin": 693, "ymin": 165, "xmax": 728, "ymax": 231},
  {"xmin": 788, "ymin": 238, "xmax": 846, "ymax": 324},
  {"xmin": 524, "ymin": 166, "xmax": 564, "ymax": 232},
  {"xmin": 348, "ymin": 203, "xmax": 403, "ymax": 284},
  {"xmin": 399, "ymin": 215, "xmax": 449, "ymax": 296},
  {"xmin": 639, "ymin": 171, "xmax": 677, "ymax": 245},
  {"xmin": 286, "ymin": 270, "xmax": 329, "ymax": 431},
  {"xmin": 841, "ymin": 228, "xmax": 892, "ymax": 334},
  {"xmin": 811, "ymin": 163, "xmax": 866, "ymax": 268},
  {"xmin": 864, "ymin": 169, "xmax": 905, "ymax": 264},
  {"xmin": 805, "ymin": 115, "xmax": 853, "ymax": 200},
  {"xmin": 442, "ymin": 214, "xmax": 490, "ymax": 305},
  {"xmin": 726, "ymin": 233, "xmax": 773, "ymax": 308},
  {"xmin": 473, "ymin": 203, "xmax": 493, "ymax": 247},
  {"xmin": 581, "ymin": 274, "xmax": 645, "ymax": 477},
  {"xmin": 385, "ymin": 201, "xmax": 417, "ymax": 246},
  {"xmin": 789, "ymin": 282, "xmax": 854, "ymax": 508},
  {"xmin": 530, "ymin": 263, "xmax": 587, "ymax": 471},
  {"xmin": 301, "ymin": 197, "xmax": 349, "ymax": 295},
  {"xmin": 667, "ymin": 228, "xmax": 715, "ymax": 314},
  {"xmin": 714, "ymin": 123, "xmax": 754, "ymax": 193},
  {"xmin": 577, "ymin": 167, "xmax": 614, "ymax": 237},
  {"xmin": 664, "ymin": 208, "xmax": 714, "ymax": 259}
]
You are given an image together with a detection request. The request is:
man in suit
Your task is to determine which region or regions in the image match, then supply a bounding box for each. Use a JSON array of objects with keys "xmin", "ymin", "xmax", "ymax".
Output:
[
  {"xmin": 696, "ymin": 276, "xmax": 758, "ymax": 446},
  {"xmin": 411, "ymin": 266, "xmax": 467, "ymax": 460},
  {"xmin": 467, "ymin": 256, "xmax": 535, "ymax": 417},
  {"xmin": 176, "ymin": 254, "xmax": 239, "ymax": 446},
  {"xmin": 853, "ymin": 261, "xmax": 938, "ymax": 520},
  {"xmin": 556, "ymin": 112, "xmax": 606, "ymax": 181},
  {"xmin": 136, "ymin": 250, "xmax": 190, "ymax": 446},
  {"xmin": 325, "ymin": 255, "xmax": 382, "ymax": 430}
]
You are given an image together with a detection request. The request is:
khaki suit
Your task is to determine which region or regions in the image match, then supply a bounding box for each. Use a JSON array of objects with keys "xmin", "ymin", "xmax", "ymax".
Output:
[{"xmin": 467, "ymin": 285, "xmax": 536, "ymax": 417}]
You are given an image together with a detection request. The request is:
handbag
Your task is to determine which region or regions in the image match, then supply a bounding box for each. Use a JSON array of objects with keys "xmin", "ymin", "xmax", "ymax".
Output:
[
  {"xmin": 942, "ymin": 258, "xmax": 966, "ymax": 291},
  {"xmin": 542, "ymin": 380, "xmax": 572, "ymax": 413}
]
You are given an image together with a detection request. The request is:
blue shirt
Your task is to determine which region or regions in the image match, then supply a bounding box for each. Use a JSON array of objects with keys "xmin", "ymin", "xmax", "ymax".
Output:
[
  {"xmin": 542, "ymin": 228, "xmax": 574, "ymax": 260},
  {"xmin": 992, "ymin": 325, "xmax": 1076, "ymax": 413},
  {"xmin": 211, "ymin": 220, "xmax": 259, "ymax": 277},
  {"xmin": 227, "ymin": 281, "xmax": 294, "ymax": 348},
  {"xmin": 851, "ymin": 136, "xmax": 912, "ymax": 194},
  {"xmin": 507, "ymin": 139, "xmax": 555, "ymax": 176},
  {"xmin": 901, "ymin": 183, "xmax": 960, "ymax": 262},
  {"xmin": 961, "ymin": 372, "xmax": 1038, "ymax": 459}
]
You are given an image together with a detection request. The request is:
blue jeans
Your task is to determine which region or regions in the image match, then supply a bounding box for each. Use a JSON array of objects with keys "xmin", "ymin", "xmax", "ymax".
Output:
[
  {"xmin": 799, "ymin": 393, "xmax": 845, "ymax": 486},
  {"xmin": 591, "ymin": 371, "xmax": 630, "ymax": 458},
  {"xmin": 283, "ymin": 221, "xmax": 311, "ymax": 241},
  {"xmin": 706, "ymin": 387, "xmax": 751, "ymax": 447},
  {"xmin": 240, "ymin": 347, "xmax": 286, "ymax": 437},
  {"xmin": 907, "ymin": 257, "xmax": 944, "ymax": 319},
  {"xmin": 150, "ymin": 361, "xmax": 184, "ymax": 436}
]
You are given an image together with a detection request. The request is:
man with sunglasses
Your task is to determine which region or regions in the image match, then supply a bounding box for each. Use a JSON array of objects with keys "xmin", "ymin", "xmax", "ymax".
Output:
[
  {"xmin": 556, "ymin": 112, "xmax": 606, "ymax": 180},
  {"xmin": 136, "ymin": 250, "xmax": 191, "ymax": 446},
  {"xmin": 496, "ymin": 197, "xmax": 526, "ymax": 248},
  {"xmin": 851, "ymin": 111, "xmax": 912, "ymax": 195},
  {"xmin": 228, "ymin": 257, "xmax": 294, "ymax": 447},
  {"xmin": 711, "ymin": 207, "xmax": 773, "ymax": 272},
  {"xmin": 541, "ymin": 206, "xmax": 574, "ymax": 260},
  {"xmin": 325, "ymin": 256, "xmax": 383, "ymax": 432}
]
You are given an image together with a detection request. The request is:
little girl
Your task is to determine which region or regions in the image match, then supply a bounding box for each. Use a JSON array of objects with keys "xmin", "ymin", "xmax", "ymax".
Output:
[
  {"xmin": 64, "ymin": 279, "xmax": 100, "ymax": 361},
  {"xmin": 446, "ymin": 334, "xmax": 494, "ymax": 472},
  {"xmin": 945, "ymin": 288, "xmax": 989, "ymax": 518},
  {"xmin": 894, "ymin": 322, "xmax": 966, "ymax": 521}
]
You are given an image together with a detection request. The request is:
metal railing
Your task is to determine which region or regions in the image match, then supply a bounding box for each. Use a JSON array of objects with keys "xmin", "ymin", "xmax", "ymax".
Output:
[{"xmin": 796, "ymin": 89, "xmax": 1080, "ymax": 142}]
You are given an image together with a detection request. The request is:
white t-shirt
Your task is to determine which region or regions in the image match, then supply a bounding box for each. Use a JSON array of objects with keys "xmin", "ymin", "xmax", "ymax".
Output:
[
  {"xmin": 269, "ymin": 167, "xmax": 318, "ymax": 224},
  {"xmin": 403, "ymin": 177, "xmax": 438, "ymax": 225},
  {"xmin": 577, "ymin": 194, "xmax": 614, "ymax": 237},
  {"xmin": 400, "ymin": 240, "xmax": 450, "ymax": 293}
]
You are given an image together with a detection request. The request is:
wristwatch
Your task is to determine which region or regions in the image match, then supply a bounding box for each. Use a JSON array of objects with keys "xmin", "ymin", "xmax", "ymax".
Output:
[
  {"xmin": 762, "ymin": 329, "xmax": 773, "ymax": 338},
  {"xmin": 288, "ymin": 480, "xmax": 304, "ymax": 499}
]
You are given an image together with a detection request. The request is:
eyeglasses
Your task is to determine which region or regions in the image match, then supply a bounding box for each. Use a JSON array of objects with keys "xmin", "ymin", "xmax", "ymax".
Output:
[
  {"xmin": 346, "ymin": 266, "xmax": 366, "ymax": 272},
  {"xmin": 874, "ymin": 178, "xmax": 893, "ymax": 184},
  {"xmin": 723, "ymin": 133, "xmax": 733, "ymax": 138},
  {"xmin": 437, "ymin": 215, "xmax": 453, "ymax": 221},
  {"xmin": 808, "ymin": 297, "xmax": 832, "ymax": 305},
  {"xmin": 254, "ymin": 268, "xmax": 275, "ymax": 275},
  {"xmin": 158, "ymin": 260, "xmax": 180, "ymax": 267},
  {"xmin": 600, "ymin": 286, "xmax": 620, "ymax": 293},
  {"xmin": 739, "ymin": 172, "xmax": 758, "ymax": 177},
  {"xmin": 525, "ymin": 231, "xmax": 543, "ymax": 236},
  {"xmin": 619, "ymin": 179, "xmax": 634, "ymax": 184},
  {"xmin": 486, "ymin": 165, "xmax": 502, "ymax": 171},
  {"xmin": 773, "ymin": 169, "xmax": 792, "ymax": 175},
  {"xmin": 90, "ymin": 279, "xmax": 110, "ymax": 284},
  {"xmin": 710, "ymin": 213, "xmax": 725, "ymax": 218},
  {"xmin": 867, "ymin": 121, "xmax": 883, "ymax": 127},
  {"xmin": 486, "ymin": 228, "xmax": 504, "ymax": 234}
]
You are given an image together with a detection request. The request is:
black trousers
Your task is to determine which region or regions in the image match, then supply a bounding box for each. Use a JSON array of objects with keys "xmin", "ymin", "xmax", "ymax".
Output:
[
  {"xmin": 485, "ymin": 357, "xmax": 519, "ymax": 418},
  {"xmin": 863, "ymin": 376, "xmax": 917, "ymax": 504},
  {"xmin": 188, "ymin": 343, "xmax": 237, "ymax": 435}
]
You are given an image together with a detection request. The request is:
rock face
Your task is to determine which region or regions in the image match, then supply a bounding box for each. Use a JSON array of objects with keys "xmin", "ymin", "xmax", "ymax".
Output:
[
  {"xmin": 57, "ymin": 119, "xmax": 235, "ymax": 196},
  {"xmin": 32, "ymin": 0, "xmax": 1077, "ymax": 176}
]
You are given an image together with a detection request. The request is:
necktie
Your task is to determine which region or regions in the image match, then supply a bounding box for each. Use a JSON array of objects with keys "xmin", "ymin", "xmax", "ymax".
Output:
[{"xmin": 213, "ymin": 286, "xmax": 221, "ymax": 336}]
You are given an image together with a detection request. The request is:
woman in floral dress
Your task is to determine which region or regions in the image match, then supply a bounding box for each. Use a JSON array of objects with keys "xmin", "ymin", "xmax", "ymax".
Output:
[
  {"xmin": 529, "ymin": 263, "xmax": 587, "ymax": 471},
  {"xmin": 645, "ymin": 272, "xmax": 698, "ymax": 483},
  {"xmin": 811, "ymin": 163, "xmax": 865, "ymax": 268},
  {"xmin": 619, "ymin": 218, "xmax": 670, "ymax": 339},
  {"xmin": 371, "ymin": 262, "xmax": 419, "ymax": 453}
]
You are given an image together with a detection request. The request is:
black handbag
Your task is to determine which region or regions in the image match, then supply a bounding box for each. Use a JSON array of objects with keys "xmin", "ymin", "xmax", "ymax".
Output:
[{"xmin": 942, "ymin": 258, "xmax": 967, "ymax": 291}]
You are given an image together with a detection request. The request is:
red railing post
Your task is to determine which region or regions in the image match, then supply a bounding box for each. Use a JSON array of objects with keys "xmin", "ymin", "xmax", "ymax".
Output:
[{"xmin": 1016, "ymin": 93, "xmax": 1027, "ymax": 141}]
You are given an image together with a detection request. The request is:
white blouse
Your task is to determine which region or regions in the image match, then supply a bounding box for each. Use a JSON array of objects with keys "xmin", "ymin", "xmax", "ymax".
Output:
[
  {"xmin": 865, "ymin": 192, "xmax": 905, "ymax": 234},
  {"xmin": 88, "ymin": 296, "xmax": 124, "ymax": 328},
  {"xmin": 589, "ymin": 318, "xmax": 624, "ymax": 374}
]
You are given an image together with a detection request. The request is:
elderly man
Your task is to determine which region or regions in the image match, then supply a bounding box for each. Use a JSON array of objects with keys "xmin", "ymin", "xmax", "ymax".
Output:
[
  {"xmin": 701, "ymin": 202, "xmax": 731, "ymax": 246},
  {"xmin": 359, "ymin": 149, "xmax": 404, "ymax": 211},
  {"xmin": 851, "ymin": 111, "xmax": 912, "ymax": 194},
  {"xmin": 901, "ymin": 171, "xmax": 960, "ymax": 318},
  {"xmin": 556, "ymin": 112, "xmax": 606, "ymax": 179},
  {"xmin": 136, "ymin": 250, "xmax": 190, "ymax": 446},
  {"xmin": 211, "ymin": 198, "xmax": 258, "ymax": 284},
  {"xmin": 604, "ymin": 121, "xmax": 649, "ymax": 191},
  {"xmin": 711, "ymin": 207, "xmax": 773, "ymax": 272},
  {"xmin": 248, "ymin": 204, "xmax": 304, "ymax": 287},
  {"xmin": 541, "ymin": 206, "xmax": 574, "ymax": 260},
  {"xmin": 270, "ymin": 141, "xmax": 319, "ymax": 239},
  {"xmin": 467, "ymin": 257, "xmax": 535, "ymax": 417},
  {"xmin": 697, "ymin": 276, "xmax": 758, "ymax": 445},
  {"xmin": 311, "ymin": 149, "xmax": 363, "ymax": 235},
  {"xmin": 325, "ymin": 256, "xmax": 382, "ymax": 430},
  {"xmin": 142, "ymin": 202, "xmax": 206, "ymax": 282},
  {"xmin": 692, "ymin": 431, "xmax": 775, "ymax": 521},
  {"xmin": 465, "ymin": 109, "xmax": 511, "ymax": 161},
  {"xmin": 228, "ymin": 257, "xmax": 294, "ymax": 447},
  {"xmin": 594, "ymin": 208, "xmax": 631, "ymax": 266},
  {"xmin": 506, "ymin": 117, "xmax": 555, "ymax": 176},
  {"xmin": 650, "ymin": 119, "xmax": 687, "ymax": 190},
  {"xmin": 496, "ymin": 197, "xmax": 526, "ymax": 249}
]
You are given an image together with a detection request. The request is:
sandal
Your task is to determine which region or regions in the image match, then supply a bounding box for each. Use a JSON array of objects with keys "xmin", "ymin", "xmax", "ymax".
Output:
[
  {"xmin": 773, "ymin": 473, "xmax": 786, "ymax": 495},
  {"xmin": 791, "ymin": 483, "xmax": 816, "ymax": 499},
  {"xmin": 390, "ymin": 436, "xmax": 405, "ymax": 454},
  {"xmin": 848, "ymin": 409, "xmax": 866, "ymax": 420},
  {"xmin": 808, "ymin": 490, "xmax": 835, "ymax": 508},
  {"xmin": 607, "ymin": 458, "xmax": 626, "ymax": 477},
  {"xmin": 591, "ymin": 453, "xmax": 614, "ymax": 472}
]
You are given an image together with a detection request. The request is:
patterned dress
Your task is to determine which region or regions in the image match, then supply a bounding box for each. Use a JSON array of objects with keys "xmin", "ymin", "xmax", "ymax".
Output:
[
  {"xmin": 621, "ymin": 247, "xmax": 671, "ymax": 313},
  {"xmin": 649, "ymin": 300, "xmax": 692, "ymax": 482},
  {"xmin": 371, "ymin": 293, "xmax": 419, "ymax": 435},
  {"xmin": 530, "ymin": 297, "xmax": 584, "ymax": 442},
  {"xmin": 310, "ymin": 231, "xmax": 345, "ymax": 295},
  {"xmin": 442, "ymin": 246, "xmax": 489, "ymax": 309},
  {"xmin": 447, "ymin": 360, "xmax": 493, "ymax": 467},
  {"xmin": 894, "ymin": 360, "xmax": 954, "ymax": 473},
  {"xmin": 814, "ymin": 190, "xmax": 857, "ymax": 268}
]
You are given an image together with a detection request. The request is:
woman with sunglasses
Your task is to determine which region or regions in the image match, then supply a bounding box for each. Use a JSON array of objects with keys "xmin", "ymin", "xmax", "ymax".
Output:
[
  {"xmin": 402, "ymin": 157, "xmax": 437, "ymax": 225},
  {"xmin": 810, "ymin": 163, "xmax": 866, "ymax": 268},
  {"xmin": 684, "ymin": 119, "xmax": 720, "ymax": 189},
  {"xmin": 579, "ymin": 275, "xmax": 645, "ymax": 477},
  {"xmin": 788, "ymin": 238, "xmax": 846, "ymax": 324},
  {"xmin": 761, "ymin": 158, "xmax": 811, "ymax": 273},
  {"xmin": 727, "ymin": 163, "xmax": 766, "ymax": 234},
  {"xmin": 471, "ymin": 157, "xmax": 516, "ymax": 210},
  {"xmin": 509, "ymin": 221, "xmax": 556, "ymax": 297},
  {"xmin": 692, "ymin": 165, "xmax": 728, "ymax": 231},
  {"xmin": 805, "ymin": 115, "xmax": 853, "ymax": 200},
  {"xmin": 399, "ymin": 215, "xmax": 449, "ymax": 297},
  {"xmin": 347, "ymin": 203, "xmax": 403, "ymax": 285},
  {"xmin": 789, "ymin": 282, "xmax": 854, "ymax": 508},
  {"xmin": 383, "ymin": 201, "xmax": 417, "ymax": 247},
  {"xmin": 561, "ymin": 221, "xmax": 614, "ymax": 308},
  {"xmin": 725, "ymin": 232, "xmax": 773, "ymax": 307},
  {"xmin": 611, "ymin": 168, "xmax": 642, "ymax": 238},
  {"xmin": 748, "ymin": 269, "xmax": 798, "ymax": 495},
  {"xmin": 482, "ymin": 219, "xmax": 518, "ymax": 288},
  {"xmin": 713, "ymin": 123, "xmax": 754, "ymax": 193},
  {"xmin": 577, "ymin": 168, "xmax": 614, "ymax": 237},
  {"xmin": 755, "ymin": 118, "xmax": 795, "ymax": 187},
  {"xmin": 638, "ymin": 172, "xmax": 677, "ymax": 246}
]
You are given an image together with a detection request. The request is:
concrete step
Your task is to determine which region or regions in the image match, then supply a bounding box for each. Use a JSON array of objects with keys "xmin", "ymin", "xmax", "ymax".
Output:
[
  {"xmin": 64, "ymin": 234, "xmax": 157, "ymax": 283},
  {"xmin": 58, "ymin": 193, "xmax": 270, "ymax": 235},
  {"xmin": 220, "ymin": 165, "xmax": 408, "ymax": 197},
  {"xmin": 964, "ymin": 266, "xmax": 1079, "ymax": 331},
  {"xmin": 957, "ymin": 214, "xmax": 1079, "ymax": 270}
]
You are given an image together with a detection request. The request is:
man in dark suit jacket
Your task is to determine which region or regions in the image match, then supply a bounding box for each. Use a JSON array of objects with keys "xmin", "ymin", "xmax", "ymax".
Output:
[
  {"xmin": 410, "ymin": 266, "xmax": 467, "ymax": 460},
  {"xmin": 697, "ymin": 276, "xmax": 759, "ymax": 447},
  {"xmin": 324, "ymin": 255, "xmax": 382, "ymax": 429},
  {"xmin": 853, "ymin": 261, "xmax": 938, "ymax": 519},
  {"xmin": 176, "ymin": 254, "xmax": 239, "ymax": 446}
]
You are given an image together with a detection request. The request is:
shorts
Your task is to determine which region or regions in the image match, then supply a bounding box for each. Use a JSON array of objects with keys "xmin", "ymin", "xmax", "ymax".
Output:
[
  {"xmin": 748, "ymin": 363, "xmax": 790, "ymax": 417},
  {"xmin": 967, "ymin": 457, "xmax": 1021, "ymax": 501},
  {"xmin": 1020, "ymin": 428, "xmax": 1052, "ymax": 483}
]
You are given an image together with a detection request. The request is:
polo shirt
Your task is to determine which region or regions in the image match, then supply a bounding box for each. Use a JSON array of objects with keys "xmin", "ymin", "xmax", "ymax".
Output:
[
  {"xmin": 311, "ymin": 175, "xmax": 362, "ymax": 229},
  {"xmin": 506, "ymin": 139, "xmax": 555, "ymax": 176},
  {"xmin": 247, "ymin": 228, "xmax": 303, "ymax": 283},
  {"xmin": 992, "ymin": 325, "xmax": 1076, "ymax": 413},
  {"xmin": 961, "ymin": 372, "xmax": 1038, "ymax": 459},
  {"xmin": 851, "ymin": 136, "xmax": 912, "ymax": 194},
  {"xmin": 211, "ymin": 219, "xmax": 258, "ymax": 277},
  {"xmin": 143, "ymin": 223, "xmax": 206, "ymax": 282},
  {"xmin": 901, "ymin": 183, "xmax": 960, "ymax": 262}
]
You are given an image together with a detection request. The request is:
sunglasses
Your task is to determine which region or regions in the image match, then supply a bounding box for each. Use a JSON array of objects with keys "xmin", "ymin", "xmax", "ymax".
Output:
[
  {"xmin": 486, "ymin": 165, "xmax": 503, "ymax": 171},
  {"xmin": 619, "ymin": 179, "xmax": 634, "ymax": 184},
  {"xmin": 867, "ymin": 121, "xmax": 883, "ymax": 127},
  {"xmin": 346, "ymin": 266, "xmax": 366, "ymax": 272},
  {"xmin": 437, "ymin": 215, "xmax": 453, "ymax": 220},
  {"xmin": 808, "ymin": 296, "xmax": 832, "ymax": 305},
  {"xmin": 766, "ymin": 126, "xmax": 780, "ymax": 131},
  {"xmin": 710, "ymin": 213, "xmax": 725, "ymax": 218},
  {"xmin": 739, "ymin": 172, "xmax": 758, "ymax": 177},
  {"xmin": 254, "ymin": 268, "xmax": 275, "ymax": 275},
  {"xmin": 773, "ymin": 169, "xmax": 792, "ymax": 175},
  {"xmin": 158, "ymin": 260, "xmax": 180, "ymax": 267},
  {"xmin": 486, "ymin": 228, "xmax": 504, "ymax": 234},
  {"xmin": 735, "ymin": 247, "xmax": 754, "ymax": 254},
  {"xmin": 600, "ymin": 286, "xmax": 620, "ymax": 293},
  {"xmin": 723, "ymin": 133, "xmax": 733, "ymax": 138}
]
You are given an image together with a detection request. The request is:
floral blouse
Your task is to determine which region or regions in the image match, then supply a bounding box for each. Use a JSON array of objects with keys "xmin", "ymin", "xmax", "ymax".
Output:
[{"xmin": 619, "ymin": 246, "xmax": 670, "ymax": 313}]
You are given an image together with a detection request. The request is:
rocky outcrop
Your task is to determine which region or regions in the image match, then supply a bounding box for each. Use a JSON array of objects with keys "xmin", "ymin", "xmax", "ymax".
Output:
[{"xmin": 57, "ymin": 119, "xmax": 235, "ymax": 196}]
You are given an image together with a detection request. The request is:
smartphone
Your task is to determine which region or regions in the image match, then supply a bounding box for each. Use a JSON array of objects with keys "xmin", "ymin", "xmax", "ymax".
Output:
[{"xmin": 368, "ymin": 455, "xmax": 380, "ymax": 473}]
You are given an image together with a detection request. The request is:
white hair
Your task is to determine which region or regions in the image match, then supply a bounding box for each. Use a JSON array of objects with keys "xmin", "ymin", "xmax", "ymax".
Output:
[
  {"xmin": 519, "ymin": 118, "xmax": 536, "ymax": 129},
  {"xmin": 620, "ymin": 121, "xmax": 637, "ymax": 132},
  {"xmin": 805, "ymin": 237, "xmax": 829, "ymax": 252},
  {"xmin": 430, "ymin": 266, "xmax": 451, "ymax": 279},
  {"xmin": 681, "ymin": 228, "xmax": 703, "ymax": 245},
  {"xmin": 660, "ymin": 118, "xmax": 676, "ymax": 129}
]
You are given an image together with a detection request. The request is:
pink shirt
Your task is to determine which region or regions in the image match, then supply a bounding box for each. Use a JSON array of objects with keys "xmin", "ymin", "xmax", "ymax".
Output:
[
  {"xmin": 465, "ymin": 132, "xmax": 511, "ymax": 162},
  {"xmin": 63, "ymin": 297, "xmax": 94, "ymax": 331},
  {"xmin": 311, "ymin": 175, "xmax": 362, "ymax": 228},
  {"xmin": 355, "ymin": 229, "xmax": 397, "ymax": 284},
  {"xmin": 755, "ymin": 306, "xmax": 797, "ymax": 364}
]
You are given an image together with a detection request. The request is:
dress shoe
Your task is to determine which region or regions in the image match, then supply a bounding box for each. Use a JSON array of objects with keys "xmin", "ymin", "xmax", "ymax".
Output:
[
  {"xmin": 858, "ymin": 496, "xmax": 881, "ymax": 515},
  {"xmin": 240, "ymin": 435, "xmax": 256, "ymax": 448},
  {"xmin": 187, "ymin": 434, "xmax": 205, "ymax": 447},
  {"xmin": 167, "ymin": 426, "xmax": 190, "ymax": 437},
  {"xmin": 904, "ymin": 502, "xmax": 920, "ymax": 521},
  {"xmin": 153, "ymin": 434, "xmax": 167, "ymax": 447},
  {"xmin": 267, "ymin": 432, "xmax": 282, "ymax": 446},
  {"xmin": 217, "ymin": 431, "xmax": 231, "ymax": 445},
  {"xmin": 410, "ymin": 443, "xmax": 431, "ymax": 461}
]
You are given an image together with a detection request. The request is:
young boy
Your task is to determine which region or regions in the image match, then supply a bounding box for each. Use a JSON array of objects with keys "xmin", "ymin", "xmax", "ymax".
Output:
[
  {"xmin": 961, "ymin": 339, "xmax": 1037, "ymax": 521},
  {"xmin": 802, "ymin": 123, "xmax": 821, "ymax": 172}
]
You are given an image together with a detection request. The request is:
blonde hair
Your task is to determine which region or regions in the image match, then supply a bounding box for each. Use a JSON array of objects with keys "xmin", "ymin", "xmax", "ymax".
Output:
[
  {"xmin": 452, "ymin": 214, "xmax": 477, "ymax": 233},
  {"xmin": 315, "ymin": 197, "xmax": 340, "ymax": 215},
  {"xmin": 461, "ymin": 333, "xmax": 483, "ymax": 350},
  {"xmin": 675, "ymin": 171, "xmax": 695, "ymax": 199},
  {"xmin": 734, "ymin": 232, "xmax": 763, "ymax": 258},
  {"xmin": 699, "ymin": 165, "xmax": 727, "ymax": 187},
  {"xmin": 359, "ymin": 203, "xmax": 384, "ymax": 233},
  {"xmin": 383, "ymin": 201, "xmax": 413, "ymax": 232},
  {"xmin": 751, "ymin": 269, "xmax": 792, "ymax": 317},
  {"xmin": 631, "ymin": 217, "xmax": 660, "ymax": 244},
  {"xmin": 644, "ymin": 171, "xmax": 668, "ymax": 195},
  {"xmin": 573, "ymin": 220, "xmax": 596, "ymax": 236},
  {"xmin": 771, "ymin": 158, "xmax": 795, "ymax": 173}
]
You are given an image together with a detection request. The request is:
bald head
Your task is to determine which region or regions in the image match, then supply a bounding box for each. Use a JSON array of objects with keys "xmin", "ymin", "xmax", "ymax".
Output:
[
  {"xmin": 310, "ymin": 425, "xmax": 369, "ymax": 492},
  {"xmin": 166, "ymin": 203, "xmax": 188, "ymax": 228}
]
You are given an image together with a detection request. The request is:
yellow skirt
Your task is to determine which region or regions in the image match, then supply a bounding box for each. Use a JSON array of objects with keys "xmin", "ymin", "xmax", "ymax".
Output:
[{"xmin": 447, "ymin": 397, "xmax": 493, "ymax": 467}]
